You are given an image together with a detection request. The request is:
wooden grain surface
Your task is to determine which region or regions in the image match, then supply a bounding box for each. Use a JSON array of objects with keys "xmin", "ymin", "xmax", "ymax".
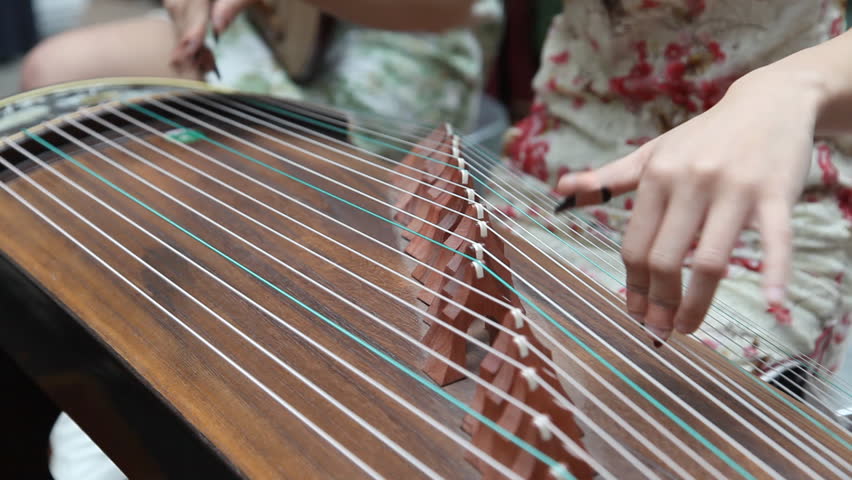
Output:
[{"xmin": 0, "ymin": 93, "xmax": 850, "ymax": 479}]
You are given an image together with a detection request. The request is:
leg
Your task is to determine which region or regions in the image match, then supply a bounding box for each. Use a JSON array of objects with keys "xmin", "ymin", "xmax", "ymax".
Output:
[{"xmin": 20, "ymin": 15, "xmax": 200, "ymax": 91}]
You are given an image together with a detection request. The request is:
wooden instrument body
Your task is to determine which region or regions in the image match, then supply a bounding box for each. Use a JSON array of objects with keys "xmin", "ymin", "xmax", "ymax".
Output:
[{"xmin": 0, "ymin": 86, "xmax": 849, "ymax": 479}]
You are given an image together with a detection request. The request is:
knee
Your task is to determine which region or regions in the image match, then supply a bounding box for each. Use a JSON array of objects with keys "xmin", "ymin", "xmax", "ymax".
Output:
[
  {"xmin": 20, "ymin": 33, "xmax": 81, "ymax": 91},
  {"xmin": 20, "ymin": 40, "xmax": 57, "ymax": 91}
]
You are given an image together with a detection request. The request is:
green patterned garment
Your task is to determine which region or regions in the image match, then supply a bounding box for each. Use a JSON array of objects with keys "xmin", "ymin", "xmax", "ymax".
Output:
[{"xmin": 204, "ymin": 3, "xmax": 504, "ymax": 157}]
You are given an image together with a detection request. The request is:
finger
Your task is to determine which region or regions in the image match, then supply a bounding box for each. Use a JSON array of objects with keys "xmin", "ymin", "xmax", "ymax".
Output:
[
  {"xmin": 555, "ymin": 141, "xmax": 653, "ymax": 212},
  {"xmin": 194, "ymin": 47, "xmax": 220, "ymax": 78},
  {"xmin": 171, "ymin": 0, "xmax": 211, "ymax": 64},
  {"xmin": 674, "ymin": 194, "xmax": 751, "ymax": 334},
  {"xmin": 621, "ymin": 176, "xmax": 668, "ymax": 327},
  {"xmin": 212, "ymin": 0, "xmax": 260, "ymax": 33},
  {"xmin": 756, "ymin": 198, "xmax": 793, "ymax": 308},
  {"xmin": 644, "ymin": 186, "xmax": 709, "ymax": 342}
]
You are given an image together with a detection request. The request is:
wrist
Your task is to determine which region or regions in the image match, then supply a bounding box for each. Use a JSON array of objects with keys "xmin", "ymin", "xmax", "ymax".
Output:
[{"xmin": 726, "ymin": 64, "xmax": 827, "ymax": 127}]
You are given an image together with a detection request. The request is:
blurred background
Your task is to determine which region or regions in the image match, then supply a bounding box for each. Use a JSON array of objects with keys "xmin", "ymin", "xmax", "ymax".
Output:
[
  {"xmin": 0, "ymin": 0, "xmax": 161, "ymax": 98},
  {"xmin": 0, "ymin": 0, "xmax": 564, "ymax": 158}
]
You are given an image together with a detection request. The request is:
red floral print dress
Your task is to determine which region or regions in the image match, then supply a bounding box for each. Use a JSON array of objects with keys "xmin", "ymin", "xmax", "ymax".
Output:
[{"xmin": 487, "ymin": 0, "xmax": 851, "ymax": 378}]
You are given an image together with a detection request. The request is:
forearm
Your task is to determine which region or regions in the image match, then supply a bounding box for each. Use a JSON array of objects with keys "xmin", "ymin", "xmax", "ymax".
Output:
[
  {"xmin": 744, "ymin": 29, "xmax": 852, "ymax": 136},
  {"xmin": 305, "ymin": 0, "xmax": 477, "ymax": 31}
]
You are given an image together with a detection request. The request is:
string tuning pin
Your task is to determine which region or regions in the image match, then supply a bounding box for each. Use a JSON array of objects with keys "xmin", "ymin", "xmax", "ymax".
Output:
[
  {"xmin": 419, "ymin": 236, "xmax": 512, "ymax": 385},
  {"xmin": 470, "ymin": 242, "xmax": 485, "ymax": 261},
  {"xmin": 472, "ymin": 260, "xmax": 484, "ymax": 280},
  {"xmin": 394, "ymin": 132, "xmax": 467, "ymax": 229},
  {"xmin": 403, "ymin": 161, "xmax": 470, "ymax": 269},
  {"xmin": 521, "ymin": 367, "xmax": 539, "ymax": 391},
  {"xmin": 414, "ymin": 201, "xmax": 489, "ymax": 306},
  {"xmin": 513, "ymin": 335, "xmax": 530, "ymax": 358},
  {"xmin": 533, "ymin": 414, "xmax": 553, "ymax": 441},
  {"xmin": 477, "ymin": 220, "xmax": 489, "ymax": 238},
  {"xmin": 498, "ymin": 308, "xmax": 552, "ymax": 357},
  {"xmin": 474, "ymin": 203, "xmax": 485, "ymax": 220},
  {"xmin": 391, "ymin": 126, "xmax": 449, "ymax": 192},
  {"xmin": 466, "ymin": 187, "xmax": 477, "ymax": 204},
  {"xmin": 511, "ymin": 307, "xmax": 525, "ymax": 329}
]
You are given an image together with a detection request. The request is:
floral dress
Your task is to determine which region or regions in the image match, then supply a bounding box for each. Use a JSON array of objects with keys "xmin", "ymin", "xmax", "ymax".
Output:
[{"xmin": 487, "ymin": 0, "xmax": 852, "ymax": 378}]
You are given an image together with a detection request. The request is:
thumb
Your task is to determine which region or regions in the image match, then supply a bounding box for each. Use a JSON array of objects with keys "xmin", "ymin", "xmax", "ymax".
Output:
[
  {"xmin": 554, "ymin": 140, "xmax": 654, "ymax": 211},
  {"xmin": 212, "ymin": 0, "xmax": 261, "ymax": 34}
]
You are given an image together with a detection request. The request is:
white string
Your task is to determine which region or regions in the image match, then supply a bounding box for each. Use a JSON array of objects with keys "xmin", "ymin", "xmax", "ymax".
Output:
[
  {"xmin": 505, "ymin": 204, "xmax": 852, "ymax": 451},
  {"xmin": 453, "ymin": 140, "xmax": 852, "ymax": 423},
  {"xmin": 674, "ymin": 339, "xmax": 852, "ymax": 472},
  {"xmin": 158, "ymin": 97, "xmax": 820, "ymax": 473},
  {"xmin": 410, "ymin": 119, "xmax": 851, "ymax": 398},
  {"xmin": 105, "ymin": 97, "xmax": 847, "ymax": 476},
  {"xmin": 2, "ymin": 139, "xmax": 524, "ymax": 480},
  {"xmin": 254, "ymin": 95, "xmax": 852, "ymax": 415},
  {"xmin": 247, "ymin": 96, "xmax": 852, "ymax": 467},
  {"xmin": 0, "ymin": 153, "xmax": 385, "ymax": 480},
  {"xmin": 402, "ymin": 123, "xmax": 852, "ymax": 421},
  {"xmin": 180, "ymin": 96, "xmax": 847, "ymax": 470},
  {"xmin": 513, "ymin": 213, "xmax": 851, "ymax": 428},
  {"xmin": 238, "ymin": 94, "xmax": 852, "ymax": 424},
  {"xmin": 464, "ymin": 175, "xmax": 852, "ymax": 418},
  {"xmin": 43, "ymin": 119, "xmax": 616, "ymax": 479},
  {"xmin": 287, "ymin": 95, "xmax": 852, "ymax": 399},
  {"xmin": 159, "ymin": 98, "xmax": 483, "ymax": 224},
  {"xmin": 276, "ymin": 94, "xmax": 850, "ymax": 395},
  {"xmin": 69, "ymin": 112, "xmax": 700, "ymax": 479},
  {"xmin": 484, "ymin": 179, "xmax": 852, "ymax": 400},
  {"xmin": 88, "ymin": 108, "xmax": 714, "ymax": 478},
  {"xmin": 127, "ymin": 100, "xmax": 794, "ymax": 477}
]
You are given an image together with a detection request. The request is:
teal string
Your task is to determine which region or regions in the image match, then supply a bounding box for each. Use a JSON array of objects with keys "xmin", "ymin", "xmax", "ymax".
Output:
[
  {"xmin": 124, "ymin": 101, "xmax": 754, "ymax": 478},
  {"xmin": 242, "ymin": 98, "xmax": 631, "ymax": 286},
  {"xmin": 247, "ymin": 96, "xmax": 852, "ymax": 452},
  {"xmin": 24, "ymin": 128, "xmax": 573, "ymax": 479},
  {"xmin": 465, "ymin": 142, "xmax": 852, "ymax": 452}
]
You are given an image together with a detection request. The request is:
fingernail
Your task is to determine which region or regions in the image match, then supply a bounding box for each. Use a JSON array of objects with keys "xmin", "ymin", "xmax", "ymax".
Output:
[
  {"xmin": 764, "ymin": 286, "xmax": 786, "ymax": 307},
  {"xmin": 554, "ymin": 196, "xmax": 576, "ymax": 213},
  {"xmin": 653, "ymin": 340, "xmax": 663, "ymax": 348},
  {"xmin": 558, "ymin": 173, "xmax": 575, "ymax": 188},
  {"xmin": 647, "ymin": 325, "xmax": 670, "ymax": 342},
  {"xmin": 629, "ymin": 313, "xmax": 644, "ymax": 325},
  {"xmin": 213, "ymin": 14, "xmax": 225, "ymax": 34}
]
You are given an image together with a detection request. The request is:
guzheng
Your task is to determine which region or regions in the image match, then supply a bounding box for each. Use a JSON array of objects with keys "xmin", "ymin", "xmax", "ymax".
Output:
[{"xmin": 0, "ymin": 80, "xmax": 850, "ymax": 479}]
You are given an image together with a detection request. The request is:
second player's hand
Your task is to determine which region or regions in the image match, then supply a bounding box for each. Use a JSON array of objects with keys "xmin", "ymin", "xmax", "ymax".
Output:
[{"xmin": 554, "ymin": 68, "xmax": 821, "ymax": 343}]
